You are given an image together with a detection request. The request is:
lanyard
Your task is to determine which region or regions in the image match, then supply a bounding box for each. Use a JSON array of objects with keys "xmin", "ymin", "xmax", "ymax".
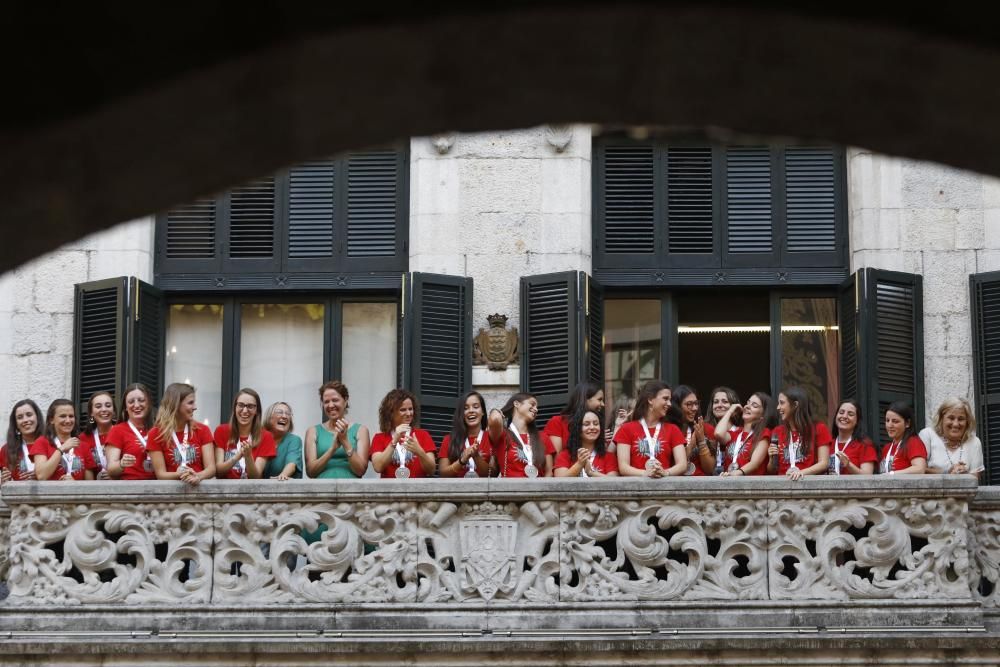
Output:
[
  {"xmin": 171, "ymin": 425, "xmax": 192, "ymax": 466},
  {"xmin": 20, "ymin": 442, "xmax": 35, "ymax": 473},
  {"xmin": 580, "ymin": 449, "xmax": 597, "ymax": 477},
  {"xmin": 128, "ymin": 421, "xmax": 148, "ymax": 449},
  {"xmin": 883, "ymin": 439, "xmax": 902, "ymax": 472},
  {"xmin": 55, "ymin": 437, "xmax": 75, "ymax": 475},
  {"xmin": 233, "ymin": 436, "xmax": 250, "ymax": 477},
  {"xmin": 394, "ymin": 428, "xmax": 410, "ymax": 466},
  {"xmin": 834, "ymin": 437, "xmax": 851, "ymax": 474},
  {"xmin": 788, "ymin": 431, "xmax": 799, "ymax": 467},
  {"xmin": 730, "ymin": 429, "xmax": 749, "ymax": 462},
  {"xmin": 465, "ymin": 430, "xmax": 484, "ymax": 474},
  {"xmin": 93, "ymin": 429, "xmax": 108, "ymax": 469},
  {"xmin": 640, "ymin": 419, "xmax": 661, "ymax": 459},
  {"xmin": 508, "ymin": 423, "xmax": 532, "ymax": 465}
]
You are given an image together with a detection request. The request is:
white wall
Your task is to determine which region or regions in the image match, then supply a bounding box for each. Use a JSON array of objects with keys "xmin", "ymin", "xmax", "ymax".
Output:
[
  {"xmin": 0, "ymin": 218, "xmax": 154, "ymax": 421},
  {"xmin": 849, "ymin": 148, "xmax": 1000, "ymax": 419}
]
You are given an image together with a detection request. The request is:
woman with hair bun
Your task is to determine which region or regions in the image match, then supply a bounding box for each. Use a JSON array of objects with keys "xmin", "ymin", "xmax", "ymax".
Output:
[
  {"xmin": 305, "ymin": 381, "xmax": 370, "ymax": 479},
  {"xmin": 147, "ymin": 382, "xmax": 216, "ymax": 485}
]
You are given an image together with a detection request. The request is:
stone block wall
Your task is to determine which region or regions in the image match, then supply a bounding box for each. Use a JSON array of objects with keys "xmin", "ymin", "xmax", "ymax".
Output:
[
  {"xmin": 0, "ymin": 218, "xmax": 154, "ymax": 418},
  {"xmin": 849, "ymin": 149, "xmax": 1000, "ymax": 419}
]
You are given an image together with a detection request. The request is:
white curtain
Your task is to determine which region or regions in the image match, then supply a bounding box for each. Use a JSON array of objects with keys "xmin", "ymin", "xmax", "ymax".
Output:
[
  {"xmin": 165, "ymin": 304, "xmax": 224, "ymax": 428},
  {"xmin": 341, "ymin": 302, "xmax": 397, "ymax": 435}
]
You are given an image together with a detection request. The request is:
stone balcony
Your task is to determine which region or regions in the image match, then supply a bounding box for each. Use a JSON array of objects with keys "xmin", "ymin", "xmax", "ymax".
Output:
[{"xmin": 0, "ymin": 477, "xmax": 997, "ymax": 665}]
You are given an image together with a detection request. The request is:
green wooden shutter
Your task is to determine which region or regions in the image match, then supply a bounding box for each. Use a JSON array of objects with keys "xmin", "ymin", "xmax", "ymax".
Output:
[
  {"xmin": 581, "ymin": 274, "xmax": 605, "ymax": 386},
  {"xmin": 287, "ymin": 160, "xmax": 336, "ymax": 260},
  {"xmin": 157, "ymin": 197, "xmax": 220, "ymax": 274},
  {"xmin": 842, "ymin": 269, "xmax": 924, "ymax": 445},
  {"xmin": 665, "ymin": 145, "xmax": 715, "ymax": 257},
  {"xmin": 73, "ymin": 278, "xmax": 129, "ymax": 416},
  {"xmin": 127, "ymin": 278, "xmax": 166, "ymax": 406},
  {"xmin": 342, "ymin": 150, "xmax": 408, "ymax": 273},
  {"xmin": 595, "ymin": 142, "xmax": 658, "ymax": 267},
  {"xmin": 971, "ymin": 272, "xmax": 1000, "ymax": 484},
  {"xmin": 403, "ymin": 273, "xmax": 473, "ymax": 445},
  {"xmin": 725, "ymin": 146, "xmax": 773, "ymax": 256}
]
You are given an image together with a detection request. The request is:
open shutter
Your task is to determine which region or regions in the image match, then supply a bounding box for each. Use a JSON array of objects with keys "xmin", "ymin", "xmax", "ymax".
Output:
[
  {"xmin": 971, "ymin": 272, "xmax": 1000, "ymax": 485},
  {"xmin": 73, "ymin": 278, "xmax": 129, "ymax": 416},
  {"xmin": 594, "ymin": 141, "xmax": 658, "ymax": 268},
  {"xmin": 521, "ymin": 272, "xmax": 604, "ymax": 425},
  {"xmin": 127, "ymin": 278, "xmax": 166, "ymax": 406},
  {"xmin": 403, "ymin": 273, "xmax": 473, "ymax": 446},
  {"xmin": 842, "ymin": 269, "xmax": 924, "ymax": 445}
]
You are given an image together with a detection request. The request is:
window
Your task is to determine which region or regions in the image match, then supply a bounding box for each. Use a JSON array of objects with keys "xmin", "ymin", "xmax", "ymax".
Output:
[
  {"xmin": 592, "ymin": 135, "xmax": 847, "ymax": 287},
  {"xmin": 970, "ymin": 271, "xmax": 1000, "ymax": 484}
]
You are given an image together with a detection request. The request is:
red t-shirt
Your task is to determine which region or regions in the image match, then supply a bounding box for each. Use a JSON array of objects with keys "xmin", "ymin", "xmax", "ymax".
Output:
[
  {"xmin": 542, "ymin": 414, "xmax": 571, "ymax": 451},
  {"xmin": 371, "ymin": 428, "xmax": 436, "ymax": 478},
  {"xmin": 880, "ymin": 435, "xmax": 927, "ymax": 473},
  {"xmin": 147, "ymin": 422, "xmax": 214, "ymax": 474},
  {"xmin": 770, "ymin": 422, "xmax": 833, "ymax": 475},
  {"xmin": 28, "ymin": 435, "xmax": 92, "ymax": 480},
  {"xmin": 830, "ymin": 436, "xmax": 878, "ymax": 474},
  {"xmin": 554, "ymin": 448, "xmax": 619, "ymax": 476},
  {"xmin": 612, "ymin": 420, "xmax": 686, "ymax": 472},
  {"xmin": 680, "ymin": 422, "xmax": 717, "ymax": 476},
  {"xmin": 213, "ymin": 424, "xmax": 277, "ymax": 479},
  {"xmin": 104, "ymin": 421, "xmax": 155, "ymax": 480},
  {"xmin": 496, "ymin": 431, "xmax": 556, "ymax": 478},
  {"xmin": 437, "ymin": 432, "xmax": 496, "ymax": 477},
  {"xmin": 723, "ymin": 426, "xmax": 770, "ymax": 475},
  {"xmin": 77, "ymin": 428, "xmax": 110, "ymax": 475},
  {"xmin": 0, "ymin": 441, "xmax": 37, "ymax": 480}
]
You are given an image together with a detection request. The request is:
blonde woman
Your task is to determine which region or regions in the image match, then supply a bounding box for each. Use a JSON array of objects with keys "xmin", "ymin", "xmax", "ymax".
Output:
[
  {"xmin": 147, "ymin": 383, "xmax": 216, "ymax": 486},
  {"xmin": 920, "ymin": 397, "xmax": 985, "ymax": 481}
]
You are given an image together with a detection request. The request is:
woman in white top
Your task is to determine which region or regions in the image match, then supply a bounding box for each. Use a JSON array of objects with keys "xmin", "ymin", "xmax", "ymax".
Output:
[{"xmin": 919, "ymin": 397, "xmax": 985, "ymax": 481}]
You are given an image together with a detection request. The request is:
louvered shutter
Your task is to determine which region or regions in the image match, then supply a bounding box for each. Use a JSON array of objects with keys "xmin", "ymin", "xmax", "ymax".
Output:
[
  {"xmin": 782, "ymin": 146, "xmax": 845, "ymax": 268},
  {"xmin": 838, "ymin": 274, "xmax": 859, "ymax": 404},
  {"xmin": 286, "ymin": 160, "xmax": 336, "ymax": 271},
  {"xmin": 341, "ymin": 150, "xmax": 407, "ymax": 272},
  {"xmin": 222, "ymin": 175, "xmax": 278, "ymax": 273},
  {"xmin": 73, "ymin": 278, "xmax": 129, "ymax": 416},
  {"xmin": 665, "ymin": 145, "xmax": 717, "ymax": 265},
  {"xmin": 843, "ymin": 269, "xmax": 924, "ymax": 446},
  {"xmin": 971, "ymin": 272, "xmax": 1000, "ymax": 484},
  {"xmin": 521, "ymin": 272, "xmax": 605, "ymax": 426},
  {"xmin": 157, "ymin": 197, "xmax": 220, "ymax": 273},
  {"xmin": 595, "ymin": 142, "xmax": 658, "ymax": 268},
  {"xmin": 127, "ymin": 279, "xmax": 166, "ymax": 406},
  {"xmin": 725, "ymin": 146, "xmax": 775, "ymax": 263},
  {"xmin": 403, "ymin": 273, "xmax": 473, "ymax": 446}
]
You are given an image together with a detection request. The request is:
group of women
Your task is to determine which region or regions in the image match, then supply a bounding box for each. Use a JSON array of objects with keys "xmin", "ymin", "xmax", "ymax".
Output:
[{"xmin": 0, "ymin": 379, "xmax": 986, "ymax": 484}]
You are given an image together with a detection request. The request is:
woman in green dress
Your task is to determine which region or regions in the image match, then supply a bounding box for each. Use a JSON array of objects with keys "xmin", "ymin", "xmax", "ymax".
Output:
[
  {"xmin": 263, "ymin": 401, "xmax": 302, "ymax": 479},
  {"xmin": 304, "ymin": 381, "xmax": 370, "ymax": 479}
]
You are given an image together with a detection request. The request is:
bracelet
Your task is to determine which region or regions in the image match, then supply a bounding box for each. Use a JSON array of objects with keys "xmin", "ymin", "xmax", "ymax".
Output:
[{"xmin": 737, "ymin": 467, "xmax": 746, "ymax": 475}]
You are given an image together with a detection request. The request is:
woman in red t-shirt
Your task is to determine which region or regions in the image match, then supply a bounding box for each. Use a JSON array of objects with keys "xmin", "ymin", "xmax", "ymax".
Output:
[
  {"xmin": 828, "ymin": 399, "xmax": 878, "ymax": 475},
  {"xmin": 147, "ymin": 382, "xmax": 216, "ymax": 485},
  {"xmin": 487, "ymin": 392, "xmax": 554, "ymax": 478},
  {"xmin": 1, "ymin": 399, "xmax": 44, "ymax": 483},
  {"xmin": 370, "ymin": 388, "xmax": 437, "ymax": 479},
  {"xmin": 542, "ymin": 382, "xmax": 606, "ymax": 453},
  {"xmin": 554, "ymin": 409, "xmax": 619, "ymax": 477},
  {"xmin": 715, "ymin": 391, "xmax": 774, "ymax": 477},
  {"xmin": 614, "ymin": 380, "xmax": 687, "ymax": 478},
  {"xmin": 105, "ymin": 383, "xmax": 155, "ymax": 480},
  {"xmin": 880, "ymin": 401, "xmax": 927, "ymax": 475},
  {"xmin": 31, "ymin": 399, "xmax": 93, "ymax": 481},
  {"xmin": 77, "ymin": 391, "xmax": 115, "ymax": 480},
  {"xmin": 672, "ymin": 385, "xmax": 717, "ymax": 476},
  {"xmin": 214, "ymin": 388, "xmax": 276, "ymax": 479},
  {"xmin": 767, "ymin": 386, "xmax": 832, "ymax": 481},
  {"xmin": 438, "ymin": 391, "xmax": 495, "ymax": 478}
]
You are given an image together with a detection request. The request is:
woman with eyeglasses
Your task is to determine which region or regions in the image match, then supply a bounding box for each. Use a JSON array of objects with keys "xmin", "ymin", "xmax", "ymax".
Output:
[
  {"xmin": 104, "ymin": 383, "xmax": 155, "ymax": 480},
  {"xmin": 305, "ymin": 381, "xmax": 370, "ymax": 479},
  {"xmin": 214, "ymin": 388, "xmax": 276, "ymax": 479},
  {"xmin": 671, "ymin": 385, "xmax": 717, "ymax": 475},
  {"xmin": 263, "ymin": 402, "xmax": 302, "ymax": 480}
]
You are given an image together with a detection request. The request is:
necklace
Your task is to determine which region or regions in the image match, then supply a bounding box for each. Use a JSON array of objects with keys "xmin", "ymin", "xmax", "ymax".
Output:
[{"xmin": 944, "ymin": 441, "xmax": 965, "ymax": 468}]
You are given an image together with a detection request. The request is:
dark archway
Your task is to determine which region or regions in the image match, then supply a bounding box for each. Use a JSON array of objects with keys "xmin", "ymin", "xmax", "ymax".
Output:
[{"xmin": 4, "ymin": 4, "xmax": 1000, "ymax": 271}]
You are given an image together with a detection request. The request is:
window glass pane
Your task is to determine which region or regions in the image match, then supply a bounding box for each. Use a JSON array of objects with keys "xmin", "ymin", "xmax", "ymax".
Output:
[
  {"xmin": 342, "ymin": 303, "xmax": 397, "ymax": 437},
  {"xmin": 239, "ymin": 303, "xmax": 325, "ymax": 430},
  {"xmin": 165, "ymin": 304, "xmax": 224, "ymax": 428},
  {"xmin": 604, "ymin": 299, "xmax": 661, "ymax": 421},
  {"xmin": 780, "ymin": 297, "xmax": 840, "ymax": 424}
]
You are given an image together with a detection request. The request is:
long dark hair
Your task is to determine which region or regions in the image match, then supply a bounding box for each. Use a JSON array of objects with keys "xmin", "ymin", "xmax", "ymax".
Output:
[
  {"xmin": 781, "ymin": 386, "xmax": 816, "ymax": 455},
  {"xmin": 6, "ymin": 399, "xmax": 43, "ymax": 472},
  {"xmin": 745, "ymin": 392, "xmax": 776, "ymax": 449},
  {"xmin": 501, "ymin": 392, "xmax": 544, "ymax": 469},
  {"xmin": 226, "ymin": 387, "xmax": 263, "ymax": 447},
  {"xmin": 630, "ymin": 380, "xmax": 671, "ymax": 423},
  {"xmin": 829, "ymin": 397, "xmax": 869, "ymax": 444},
  {"xmin": 85, "ymin": 390, "xmax": 116, "ymax": 432},
  {"xmin": 566, "ymin": 408, "xmax": 607, "ymax": 460},
  {"xmin": 43, "ymin": 399, "xmax": 78, "ymax": 441},
  {"xmin": 885, "ymin": 401, "xmax": 917, "ymax": 457},
  {"xmin": 670, "ymin": 384, "xmax": 698, "ymax": 430},
  {"xmin": 705, "ymin": 386, "xmax": 740, "ymax": 426},
  {"xmin": 448, "ymin": 391, "xmax": 487, "ymax": 462},
  {"xmin": 560, "ymin": 382, "xmax": 603, "ymax": 418}
]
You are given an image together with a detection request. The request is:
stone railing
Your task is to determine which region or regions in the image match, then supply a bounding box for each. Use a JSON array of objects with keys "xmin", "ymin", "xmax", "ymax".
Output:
[{"xmin": 0, "ymin": 477, "xmax": 996, "ymax": 634}]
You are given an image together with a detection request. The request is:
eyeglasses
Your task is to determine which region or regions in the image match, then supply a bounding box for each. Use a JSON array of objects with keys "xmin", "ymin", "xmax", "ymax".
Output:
[
  {"xmin": 236, "ymin": 402, "xmax": 257, "ymax": 412},
  {"xmin": 273, "ymin": 409, "xmax": 292, "ymax": 417},
  {"xmin": 682, "ymin": 400, "xmax": 700, "ymax": 408}
]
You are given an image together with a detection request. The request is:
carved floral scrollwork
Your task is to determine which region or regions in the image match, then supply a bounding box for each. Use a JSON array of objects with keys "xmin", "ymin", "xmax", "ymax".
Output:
[
  {"xmin": 0, "ymin": 511, "xmax": 10, "ymax": 582},
  {"xmin": 559, "ymin": 500, "xmax": 768, "ymax": 601},
  {"xmin": 768, "ymin": 498, "xmax": 971, "ymax": 600},
  {"xmin": 212, "ymin": 502, "xmax": 418, "ymax": 604},
  {"xmin": 968, "ymin": 507, "xmax": 1000, "ymax": 608},
  {"xmin": 6, "ymin": 503, "xmax": 213, "ymax": 605},
  {"xmin": 416, "ymin": 501, "xmax": 560, "ymax": 603}
]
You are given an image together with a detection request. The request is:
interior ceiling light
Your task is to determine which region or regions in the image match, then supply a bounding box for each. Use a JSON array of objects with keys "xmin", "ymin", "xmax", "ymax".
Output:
[{"xmin": 677, "ymin": 325, "xmax": 840, "ymax": 334}]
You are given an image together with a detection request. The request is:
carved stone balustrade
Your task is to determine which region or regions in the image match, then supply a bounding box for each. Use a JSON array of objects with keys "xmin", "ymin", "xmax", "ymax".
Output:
[{"xmin": 0, "ymin": 477, "xmax": 997, "ymax": 663}]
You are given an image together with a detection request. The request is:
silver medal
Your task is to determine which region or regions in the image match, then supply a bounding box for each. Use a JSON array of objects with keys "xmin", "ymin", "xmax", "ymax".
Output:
[
  {"xmin": 464, "ymin": 468, "xmax": 478, "ymax": 479},
  {"xmin": 685, "ymin": 462, "xmax": 696, "ymax": 475},
  {"xmin": 645, "ymin": 459, "xmax": 658, "ymax": 471},
  {"xmin": 728, "ymin": 463, "xmax": 739, "ymax": 472},
  {"xmin": 525, "ymin": 464, "xmax": 539, "ymax": 478},
  {"xmin": 787, "ymin": 466, "xmax": 800, "ymax": 475},
  {"xmin": 395, "ymin": 466, "xmax": 410, "ymax": 479}
]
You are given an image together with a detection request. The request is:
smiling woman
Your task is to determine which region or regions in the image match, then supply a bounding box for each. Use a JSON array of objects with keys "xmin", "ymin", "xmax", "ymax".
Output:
[{"xmin": 920, "ymin": 397, "xmax": 985, "ymax": 481}]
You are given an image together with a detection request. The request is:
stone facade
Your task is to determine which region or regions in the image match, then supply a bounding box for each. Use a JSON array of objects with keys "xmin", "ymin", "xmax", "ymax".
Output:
[{"xmin": 2, "ymin": 127, "xmax": 1000, "ymax": 425}]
